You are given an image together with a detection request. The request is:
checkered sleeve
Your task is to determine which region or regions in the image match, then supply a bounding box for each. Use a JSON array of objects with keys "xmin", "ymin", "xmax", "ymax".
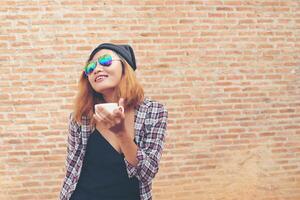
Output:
[
  {"xmin": 125, "ymin": 102, "xmax": 168, "ymax": 183},
  {"xmin": 65, "ymin": 113, "xmax": 79, "ymax": 168},
  {"xmin": 60, "ymin": 113, "xmax": 80, "ymax": 200}
]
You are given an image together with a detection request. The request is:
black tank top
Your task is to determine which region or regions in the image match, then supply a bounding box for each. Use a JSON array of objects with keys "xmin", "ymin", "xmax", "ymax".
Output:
[{"xmin": 70, "ymin": 129, "xmax": 140, "ymax": 200}]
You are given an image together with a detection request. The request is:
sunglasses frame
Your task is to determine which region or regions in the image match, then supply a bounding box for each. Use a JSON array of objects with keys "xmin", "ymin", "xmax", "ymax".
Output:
[{"xmin": 84, "ymin": 54, "xmax": 121, "ymax": 76}]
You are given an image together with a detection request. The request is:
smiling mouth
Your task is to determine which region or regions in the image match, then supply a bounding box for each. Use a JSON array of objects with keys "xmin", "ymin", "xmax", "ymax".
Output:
[{"xmin": 95, "ymin": 75, "xmax": 108, "ymax": 82}]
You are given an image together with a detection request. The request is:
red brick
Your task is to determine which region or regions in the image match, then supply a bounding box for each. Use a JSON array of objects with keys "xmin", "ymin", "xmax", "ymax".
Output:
[{"xmin": 1, "ymin": 1, "xmax": 300, "ymax": 199}]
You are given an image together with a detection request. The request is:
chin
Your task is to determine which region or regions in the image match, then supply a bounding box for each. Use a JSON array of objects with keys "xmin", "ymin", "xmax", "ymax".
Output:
[{"xmin": 93, "ymin": 85, "xmax": 115, "ymax": 94}]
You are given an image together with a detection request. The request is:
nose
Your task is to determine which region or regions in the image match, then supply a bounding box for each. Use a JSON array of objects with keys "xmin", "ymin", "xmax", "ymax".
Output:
[{"xmin": 93, "ymin": 63, "xmax": 104, "ymax": 74}]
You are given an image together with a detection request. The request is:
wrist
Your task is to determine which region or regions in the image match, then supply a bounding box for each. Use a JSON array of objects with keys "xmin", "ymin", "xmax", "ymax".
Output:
[{"xmin": 117, "ymin": 131, "xmax": 132, "ymax": 142}]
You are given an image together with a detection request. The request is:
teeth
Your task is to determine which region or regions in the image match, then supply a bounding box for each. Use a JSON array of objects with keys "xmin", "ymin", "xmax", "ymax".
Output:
[{"xmin": 95, "ymin": 75, "xmax": 107, "ymax": 81}]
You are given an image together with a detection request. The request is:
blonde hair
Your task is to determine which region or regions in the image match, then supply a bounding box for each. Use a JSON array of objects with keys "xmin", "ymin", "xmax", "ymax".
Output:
[{"xmin": 73, "ymin": 55, "xmax": 144, "ymax": 125}]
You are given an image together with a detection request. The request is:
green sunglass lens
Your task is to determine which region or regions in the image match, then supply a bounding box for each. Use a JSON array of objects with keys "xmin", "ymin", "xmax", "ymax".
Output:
[
  {"xmin": 99, "ymin": 54, "xmax": 112, "ymax": 66},
  {"xmin": 85, "ymin": 61, "xmax": 97, "ymax": 75}
]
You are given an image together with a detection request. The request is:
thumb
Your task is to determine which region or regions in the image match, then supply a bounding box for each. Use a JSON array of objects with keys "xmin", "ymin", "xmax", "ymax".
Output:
[
  {"xmin": 118, "ymin": 98, "xmax": 125, "ymax": 117},
  {"xmin": 118, "ymin": 98, "xmax": 125, "ymax": 108}
]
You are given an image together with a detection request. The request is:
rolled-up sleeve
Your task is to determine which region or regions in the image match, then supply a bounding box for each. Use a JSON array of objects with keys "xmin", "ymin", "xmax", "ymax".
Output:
[{"xmin": 124, "ymin": 103, "xmax": 168, "ymax": 183}]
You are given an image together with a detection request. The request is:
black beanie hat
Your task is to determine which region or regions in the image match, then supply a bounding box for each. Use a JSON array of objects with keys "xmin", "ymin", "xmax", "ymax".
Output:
[{"xmin": 90, "ymin": 43, "xmax": 137, "ymax": 71}]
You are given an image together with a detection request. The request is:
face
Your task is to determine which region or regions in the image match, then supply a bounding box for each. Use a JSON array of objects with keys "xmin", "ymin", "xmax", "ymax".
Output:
[{"xmin": 86, "ymin": 49, "xmax": 123, "ymax": 94}]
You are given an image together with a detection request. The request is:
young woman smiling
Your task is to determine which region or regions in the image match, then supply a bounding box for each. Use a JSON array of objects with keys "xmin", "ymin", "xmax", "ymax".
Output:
[{"xmin": 59, "ymin": 43, "xmax": 168, "ymax": 200}]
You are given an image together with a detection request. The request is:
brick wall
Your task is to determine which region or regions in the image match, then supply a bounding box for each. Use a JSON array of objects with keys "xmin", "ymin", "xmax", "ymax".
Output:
[{"xmin": 1, "ymin": 0, "xmax": 300, "ymax": 199}]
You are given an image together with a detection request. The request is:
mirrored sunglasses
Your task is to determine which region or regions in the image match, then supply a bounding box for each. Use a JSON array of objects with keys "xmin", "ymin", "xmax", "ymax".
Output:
[{"xmin": 84, "ymin": 54, "xmax": 121, "ymax": 76}]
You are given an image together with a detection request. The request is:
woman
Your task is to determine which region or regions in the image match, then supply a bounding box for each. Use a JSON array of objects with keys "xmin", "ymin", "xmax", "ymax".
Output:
[{"xmin": 59, "ymin": 43, "xmax": 168, "ymax": 200}]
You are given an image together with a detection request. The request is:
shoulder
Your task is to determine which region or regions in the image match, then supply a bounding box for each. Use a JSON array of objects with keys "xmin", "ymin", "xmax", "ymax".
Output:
[
  {"xmin": 68, "ymin": 112, "xmax": 81, "ymax": 130},
  {"xmin": 68, "ymin": 112, "xmax": 91, "ymax": 126},
  {"xmin": 138, "ymin": 97, "xmax": 168, "ymax": 119}
]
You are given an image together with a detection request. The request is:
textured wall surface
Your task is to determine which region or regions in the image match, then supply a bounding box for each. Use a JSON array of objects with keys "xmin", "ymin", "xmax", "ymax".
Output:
[{"xmin": 1, "ymin": 0, "xmax": 300, "ymax": 199}]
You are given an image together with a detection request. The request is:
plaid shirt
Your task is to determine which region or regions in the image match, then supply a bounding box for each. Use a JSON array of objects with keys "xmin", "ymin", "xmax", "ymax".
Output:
[{"xmin": 59, "ymin": 98, "xmax": 168, "ymax": 200}]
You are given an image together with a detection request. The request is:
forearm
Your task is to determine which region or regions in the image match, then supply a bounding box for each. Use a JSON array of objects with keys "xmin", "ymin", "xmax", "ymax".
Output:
[{"xmin": 119, "ymin": 133, "xmax": 139, "ymax": 167}]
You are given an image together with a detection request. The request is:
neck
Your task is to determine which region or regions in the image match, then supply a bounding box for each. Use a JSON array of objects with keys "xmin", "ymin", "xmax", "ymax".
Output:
[{"xmin": 102, "ymin": 89, "xmax": 117, "ymax": 103}]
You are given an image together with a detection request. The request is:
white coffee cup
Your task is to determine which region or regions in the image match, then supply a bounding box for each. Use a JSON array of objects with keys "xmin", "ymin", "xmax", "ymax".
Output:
[{"xmin": 95, "ymin": 103, "xmax": 124, "ymax": 114}]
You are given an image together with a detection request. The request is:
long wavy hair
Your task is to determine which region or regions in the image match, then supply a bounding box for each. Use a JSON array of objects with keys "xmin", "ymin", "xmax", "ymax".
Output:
[{"xmin": 73, "ymin": 49, "xmax": 144, "ymax": 125}]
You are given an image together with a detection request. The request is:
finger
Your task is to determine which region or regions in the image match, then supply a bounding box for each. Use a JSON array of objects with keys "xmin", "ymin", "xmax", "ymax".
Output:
[
  {"xmin": 95, "ymin": 107, "xmax": 105, "ymax": 121},
  {"xmin": 117, "ymin": 108, "xmax": 125, "ymax": 119},
  {"xmin": 114, "ymin": 111, "xmax": 125, "ymax": 125},
  {"xmin": 110, "ymin": 110, "xmax": 120, "ymax": 124},
  {"xmin": 113, "ymin": 109, "xmax": 125, "ymax": 120},
  {"xmin": 96, "ymin": 106, "xmax": 115, "ymax": 123},
  {"xmin": 93, "ymin": 113, "xmax": 102, "ymax": 123},
  {"xmin": 118, "ymin": 98, "xmax": 124, "ymax": 106},
  {"xmin": 118, "ymin": 98, "xmax": 125, "ymax": 111},
  {"xmin": 106, "ymin": 112, "xmax": 117, "ymax": 126},
  {"xmin": 94, "ymin": 109, "xmax": 113, "ymax": 127},
  {"xmin": 98, "ymin": 112, "xmax": 114, "ymax": 127},
  {"xmin": 95, "ymin": 113, "xmax": 110, "ymax": 125},
  {"xmin": 118, "ymin": 106, "xmax": 124, "ymax": 114},
  {"xmin": 96, "ymin": 105, "xmax": 106, "ymax": 115}
]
